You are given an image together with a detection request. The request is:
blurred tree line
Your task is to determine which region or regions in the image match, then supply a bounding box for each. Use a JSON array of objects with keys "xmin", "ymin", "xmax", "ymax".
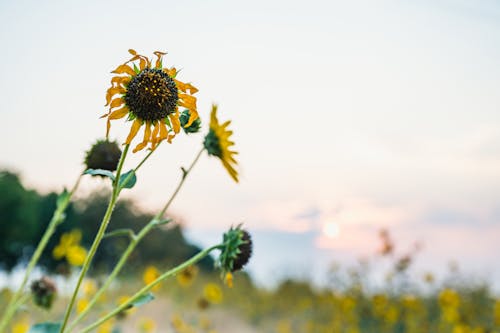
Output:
[{"xmin": 0, "ymin": 170, "xmax": 214, "ymax": 274}]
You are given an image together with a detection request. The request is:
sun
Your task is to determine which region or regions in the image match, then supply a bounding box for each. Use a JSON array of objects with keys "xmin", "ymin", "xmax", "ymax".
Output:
[{"xmin": 322, "ymin": 222, "xmax": 340, "ymax": 238}]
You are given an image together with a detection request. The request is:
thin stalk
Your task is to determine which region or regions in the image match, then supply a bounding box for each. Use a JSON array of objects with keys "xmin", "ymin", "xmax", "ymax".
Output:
[
  {"xmin": 79, "ymin": 245, "xmax": 221, "ymax": 333},
  {"xmin": 158, "ymin": 147, "xmax": 205, "ymax": 217},
  {"xmin": 68, "ymin": 148, "xmax": 205, "ymax": 331},
  {"xmin": 59, "ymin": 145, "xmax": 130, "ymax": 333},
  {"xmin": 0, "ymin": 174, "xmax": 83, "ymax": 332}
]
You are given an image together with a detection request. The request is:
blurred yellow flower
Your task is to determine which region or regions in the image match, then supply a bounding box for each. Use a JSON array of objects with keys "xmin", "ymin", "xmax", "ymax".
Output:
[
  {"xmin": 143, "ymin": 265, "xmax": 161, "ymax": 291},
  {"xmin": 96, "ymin": 319, "xmax": 115, "ymax": 333},
  {"xmin": 203, "ymin": 104, "xmax": 239, "ymax": 182},
  {"xmin": 118, "ymin": 295, "xmax": 136, "ymax": 315},
  {"xmin": 176, "ymin": 265, "xmax": 198, "ymax": 287},
  {"xmin": 103, "ymin": 49, "xmax": 199, "ymax": 152},
  {"xmin": 11, "ymin": 321, "xmax": 29, "ymax": 333},
  {"xmin": 52, "ymin": 230, "xmax": 87, "ymax": 266},
  {"xmin": 76, "ymin": 298, "xmax": 89, "ymax": 314},
  {"xmin": 82, "ymin": 279, "xmax": 97, "ymax": 297},
  {"xmin": 139, "ymin": 317, "xmax": 156, "ymax": 333},
  {"xmin": 203, "ymin": 283, "xmax": 223, "ymax": 304},
  {"xmin": 494, "ymin": 299, "xmax": 500, "ymax": 326}
]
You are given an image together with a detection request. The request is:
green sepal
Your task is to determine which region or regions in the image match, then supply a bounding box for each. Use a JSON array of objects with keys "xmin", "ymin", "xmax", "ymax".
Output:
[
  {"xmin": 118, "ymin": 170, "xmax": 137, "ymax": 189},
  {"xmin": 133, "ymin": 63, "xmax": 140, "ymax": 73},
  {"xmin": 84, "ymin": 169, "xmax": 115, "ymax": 180},
  {"xmin": 28, "ymin": 322, "xmax": 61, "ymax": 333},
  {"xmin": 164, "ymin": 116, "xmax": 172, "ymax": 128}
]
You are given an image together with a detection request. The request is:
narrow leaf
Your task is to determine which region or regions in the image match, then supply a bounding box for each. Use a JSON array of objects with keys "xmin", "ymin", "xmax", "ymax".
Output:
[
  {"xmin": 28, "ymin": 322, "xmax": 62, "ymax": 333},
  {"xmin": 131, "ymin": 293, "xmax": 155, "ymax": 307},
  {"xmin": 84, "ymin": 169, "xmax": 116, "ymax": 180}
]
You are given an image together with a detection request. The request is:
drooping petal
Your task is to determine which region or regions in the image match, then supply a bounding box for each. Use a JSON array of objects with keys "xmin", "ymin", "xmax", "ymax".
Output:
[
  {"xmin": 132, "ymin": 121, "xmax": 152, "ymax": 153},
  {"xmin": 159, "ymin": 121, "xmax": 168, "ymax": 141},
  {"xmin": 150, "ymin": 121, "xmax": 160, "ymax": 148},
  {"xmin": 111, "ymin": 76, "xmax": 131, "ymax": 87},
  {"xmin": 108, "ymin": 106, "xmax": 129, "ymax": 120},
  {"xmin": 125, "ymin": 119, "xmax": 142, "ymax": 144},
  {"xmin": 169, "ymin": 112, "xmax": 180, "ymax": 133},
  {"xmin": 112, "ymin": 64, "xmax": 136, "ymax": 76},
  {"xmin": 109, "ymin": 97, "xmax": 125, "ymax": 109},
  {"xmin": 105, "ymin": 86, "xmax": 126, "ymax": 106},
  {"xmin": 185, "ymin": 109, "xmax": 199, "ymax": 127},
  {"xmin": 154, "ymin": 51, "xmax": 166, "ymax": 68}
]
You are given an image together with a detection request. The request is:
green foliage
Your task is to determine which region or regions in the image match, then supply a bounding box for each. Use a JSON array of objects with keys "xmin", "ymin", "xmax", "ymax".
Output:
[{"xmin": 0, "ymin": 169, "xmax": 213, "ymax": 273}]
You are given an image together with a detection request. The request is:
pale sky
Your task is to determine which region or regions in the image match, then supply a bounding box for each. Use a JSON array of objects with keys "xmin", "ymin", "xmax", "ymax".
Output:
[{"xmin": 1, "ymin": 0, "xmax": 500, "ymax": 287}]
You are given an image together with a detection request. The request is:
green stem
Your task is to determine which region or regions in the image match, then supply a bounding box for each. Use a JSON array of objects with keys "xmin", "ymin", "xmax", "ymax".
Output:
[
  {"xmin": 67, "ymin": 148, "xmax": 205, "ymax": 331},
  {"xmin": 158, "ymin": 147, "xmax": 205, "ymax": 217},
  {"xmin": 79, "ymin": 245, "xmax": 221, "ymax": 333},
  {"xmin": 59, "ymin": 145, "xmax": 130, "ymax": 333},
  {"xmin": 0, "ymin": 174, "xmax": 82, "ymax": 332}
]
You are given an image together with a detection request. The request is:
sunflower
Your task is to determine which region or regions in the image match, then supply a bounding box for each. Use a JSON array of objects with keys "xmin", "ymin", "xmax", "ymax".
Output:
[
  {"xmin": 203, "ymin": 105, "xmax": 239, "ymax": 182},
  {"xmin": 103, "ymin": 49, "xmax": 199, "ymax": 153}
]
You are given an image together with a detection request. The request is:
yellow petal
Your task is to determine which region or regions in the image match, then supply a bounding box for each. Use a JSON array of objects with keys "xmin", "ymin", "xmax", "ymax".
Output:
[
  {"xmin": 112, "ymin": 64, "xmax": 136, "ymax": 76},
  {"xmin": 151, "ymin": 122, "xmax": 160, "ymax": 148},
  {"xmin": 133, "ymin": 121, "xmax": 152, "ymax": 153},
  {"xmin": 184, "ymin": 109, "xmax": 199, "ymax": 127},
  {"xmin": 108, "ymin": 107, "xmax": 129, "ymax": 120},
  {"xmin": 111, "ymin": 76, "xmax": 131, "ymax": 87},
  {"xmin": 128, "ymin": 49, "xmax": 137, "ymax": 55},
  {"xmin": 110, "ymin": 97, "xmax": 124, "ymax": 109},
  {"xmin": 125, "ymin": 119, "xmax": 142, "ymax": 144},
  {"xmin": 105, "ymin": 86, "xmax": 126, "ymax": 106},
  {"xmin": 154, "ymin": 51, "xmax": 166, "ymax": 68},
  {"xmin": 159, "ymin": 121, "xmax": 168, "ymax": 140},
  {"xmin": 169, "ymin": 113, "xmax": 180, "ymax": 133}
]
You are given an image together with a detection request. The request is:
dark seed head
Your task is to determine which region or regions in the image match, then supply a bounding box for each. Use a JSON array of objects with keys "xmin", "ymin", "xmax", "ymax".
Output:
[
  {"xmin": 124, "ymin": 68, "xmax": 178, "ymax": 121},
  {"xmin": 31, "ymin": 277, "xmax": 57, "ymax": 309},
  {"xmin": 85, "ymin": 140, "xmax": 122, "ymax": 172},
  {"xmin": 232, "ymin": 230, "xmax": 253, "ymax": 272}
]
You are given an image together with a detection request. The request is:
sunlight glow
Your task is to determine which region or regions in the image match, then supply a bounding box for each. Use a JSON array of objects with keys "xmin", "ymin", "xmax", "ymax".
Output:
[{"xmin": 322, "ymin": 222, "xmax": 340, "ymax": 239}]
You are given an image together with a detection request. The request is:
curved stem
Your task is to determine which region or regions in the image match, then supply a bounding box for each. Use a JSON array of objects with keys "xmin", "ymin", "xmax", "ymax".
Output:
[
  {"xmin": 67, "ymin": 148, "xmax": 205, "ymax": 331},
  {"xmin": 78, "ymin": 245, "xmax": 221, "ymax": 333},
  {"xmin": 0, "ymin": 173, "xmax": 83, "ymax": 332},
  {"xmin": 158, "ymin": 147, "xmax": 205, "ymax": 217},
  {"xmin": 59, "ymin": 145, "xmax": 130, "ymax": 333}
]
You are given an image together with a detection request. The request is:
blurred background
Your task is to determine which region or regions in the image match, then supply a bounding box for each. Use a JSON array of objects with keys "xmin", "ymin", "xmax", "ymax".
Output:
[{"xmin": 1, "ymin": 0, "xmax": 500, "ymax": 332}]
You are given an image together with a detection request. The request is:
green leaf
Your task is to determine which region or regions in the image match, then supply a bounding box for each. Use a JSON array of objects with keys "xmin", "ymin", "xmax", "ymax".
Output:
[
  {"xmin": 131, "ymin": 292, "xmax": 155, "ymax": 307},
  {"xmin": 84, "ymin": 169, "xmax": 116, "ymax": 180},
  {"xmin": 118, "ymin": 170, "xmax": 136, "ymax": 189},
  {"xmin": 28, "ymin": 322, "xmax": 61, "ymax": 333},
  {"xmin": 56, "ymin": 188, "xmax": 69, "ymax": 209}
]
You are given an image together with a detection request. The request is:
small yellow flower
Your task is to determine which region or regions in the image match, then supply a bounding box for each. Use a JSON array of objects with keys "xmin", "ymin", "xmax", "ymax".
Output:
[
  {"xmin": 11, "ymin": 321, "xmax": 29, "ymax": 333},
  {"xmin": 176, "ymin": 265, "xmax": 198, "ymax": 287},
  {"xmin": 97, "ymin": 319, "xmax": 115, "ymax": 333},
  {"xmin": 143, "ymin": 265, "xmax": 161, "ymax": 291},
  {"xmin": 82, "ymin": 279, "xmax": 97, "ymax": 297},
  {"xmin": 139, "ymin": 317, "xmax": 156, "ymax": 333},
  {"xmin": 203, "ymin": 104, "xmax": 239, "ymax": 182},
  {"xmin": 224, "ymin": 272, "xmax": 233, "ymax": 288},
  {"xmin": 118, "ymin": 295, "xmax": 136, "ymax": 316},
  {"xmin": 76, "ymin": 298, "xmax": 89, "ymax": 314},
  {"xmin": 103, "ymin": 49, "xmax": 199, "ymax": 153},
  {"xmin": 203, "ymin": 283, "xmax": 223, "ymax": 304},
  {"xmin": 52, "ymin": 230, "xmax": 87, "ymax": 266}
]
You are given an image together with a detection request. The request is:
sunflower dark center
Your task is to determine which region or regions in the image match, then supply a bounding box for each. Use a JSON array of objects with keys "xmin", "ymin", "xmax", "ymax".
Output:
[{"xmin": 124, "ymin": 68, "xmax": 178, "ymax": 121}]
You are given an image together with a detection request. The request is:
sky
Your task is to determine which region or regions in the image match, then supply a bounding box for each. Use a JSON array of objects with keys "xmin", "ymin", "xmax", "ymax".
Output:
[{"xmin": 1, "ymin": 0, "xmax": 500, "ymax": 288}]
